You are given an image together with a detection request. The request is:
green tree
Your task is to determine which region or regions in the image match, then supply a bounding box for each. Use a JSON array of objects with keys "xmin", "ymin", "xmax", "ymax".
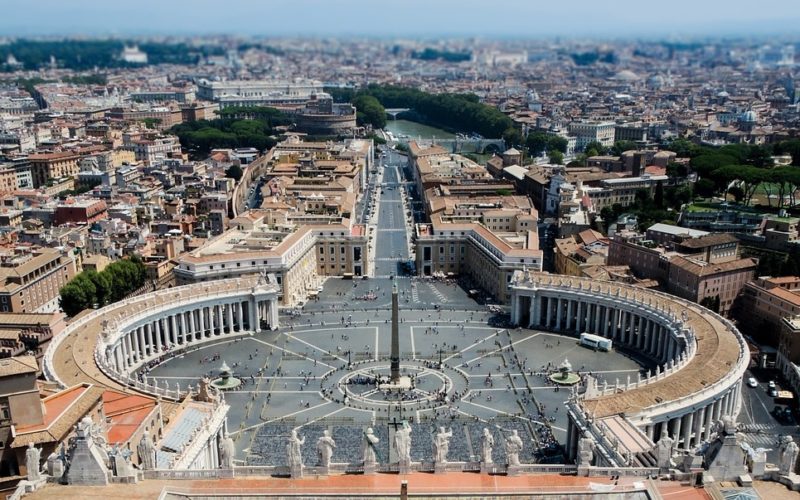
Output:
[
  {"xmin": 548, "ymin": 149, "xmax": 564, "ymax": 165},
  {"xmin": 88, "ymin": 271, "xmax": 113, "ymax": 307},
  {"xmin": 665, "ymin": 138, "xmax": 701, "ymax": 158},
  {"xmin": 503, "ymin": 128, "xmax": 523, "ymax": 149},
  {"xmin": 666, "ymin": 162, "xmax": 689, "ymax": 180},
  {"xmin": 654, "ymin": 181, "xmax": 664, "ymax": 208},
  {"xmin": 352, "ymin": 94, "xmax": 387, "ymax": 129},
  {"xmin": 141, "ymin": 118, "xmax": 162, "ymax": 129},
  {"xmin": 712, "ymin": 165, "xmax": 768, "ymax": 205},
  {"xmin": 59, "ymin": 280, "xmax": 93, "ymax": 316},
  {"xmin": 583, "ymin": 140, "xmax": 606, "ymax": 155},
  {"xmin": 611, "ymin": 140, "xmax": 638, "ymax": 156},
  {"xmin": 700, "ymin": 295, "xmax": 721, "ymax": 313},
  {"xmin": 225, "ymin": 164, "xmax": 243, "ymax": 182},
  {"xmin": 526, "ymin": 132, "xmax": 551, "ymax": 157},
  {"xmin": 548, "ymin": 135, "xmax": 568, "ymax": 154},
  {"xmin": 694, "ymin": 178, "xmax": 716, "ymax": 198}
]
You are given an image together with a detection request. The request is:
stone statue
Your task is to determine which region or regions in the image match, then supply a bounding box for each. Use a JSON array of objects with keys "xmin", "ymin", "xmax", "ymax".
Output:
[
  {"xmin": 111, "ymin": 446, "xmax": 134, "ymax": 477},
  {"xmin": 363, "ymin": 428, "xmax": 380, "ymax": 466},
  {"xmin": 504, "ymin": 430, "xmax": 523, "ymax": 466},
  {"xmin": 778, "ymin": 435, "xmax": 799, "ymax": 476},
  {"xmin": 219, "ymin": 432, "xmax": 235, "ymax": 469},
  {"xmin": 316, "ymin": 430, "xmax": 336, "ymax": 468},
  {"xmin": 577, "ymin": 433, "xmax": 595, "ymax": 467},
  {"xmin": 26, "ymin": 442, "xmax": 41, "ymax": 481},
  {"xmin": 656, "ymin": 427, "xmax": 675, "ymax": 469},
  {"xmin": 46, "ymin": 452, "xmax": 64, "ymax": 479},
  {"xmin": 721, "ymin": 415, "xmax": 737, "ymax": 436},
  {"xmin": 137, "ymin": 431, "xmax": 156, "ymax": 470},
  {"xmin": 481, "ymin": 428, "xmax": 494, "ymax": 464},
  {"xmin": 394, "ymin": 421, "xmax": 412, "ymax": 463},
  {"xmin": 433, "ymin": 427, "xmax": 453, "ymax": 463},
  {"xmin": 286, "ymin": 429, "xmax": 305, "ymax": 469}
]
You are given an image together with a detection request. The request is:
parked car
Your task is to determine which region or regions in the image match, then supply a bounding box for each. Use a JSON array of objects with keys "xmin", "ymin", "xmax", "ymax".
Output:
[{"xmin": 747, "ymin": 377, "xmax": 758, "ymax": 388}]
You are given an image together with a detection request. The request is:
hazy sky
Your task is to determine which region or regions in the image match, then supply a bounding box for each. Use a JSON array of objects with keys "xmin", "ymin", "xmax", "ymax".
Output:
[{"xmin": 1, "ymin": 0, "xmax": 798, "ymax": 38}]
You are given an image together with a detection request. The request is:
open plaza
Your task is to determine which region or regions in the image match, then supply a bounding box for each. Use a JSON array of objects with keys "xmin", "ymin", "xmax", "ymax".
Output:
[{"xmin": 145, "ymin": 276, "xmax": 644, "ymax": 467}]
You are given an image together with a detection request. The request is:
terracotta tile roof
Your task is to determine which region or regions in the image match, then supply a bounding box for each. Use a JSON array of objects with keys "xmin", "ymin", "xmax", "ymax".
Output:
[
  {"xmin": 13, "ymin": 383, "xmax": 103, "ymax": 447},
  {"xmin": 0, "ymin": 355, "xmax": 38, "ymax": 376},
  {"xmin": 103, "ymin": 390, "xmax": 157, "ymax": 445}
]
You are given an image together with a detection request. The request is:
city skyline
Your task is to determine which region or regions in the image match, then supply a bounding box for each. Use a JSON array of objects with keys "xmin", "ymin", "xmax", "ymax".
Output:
[{"xmin": 1, "ymin": 0, "xmax": 799, "ymax": 39}]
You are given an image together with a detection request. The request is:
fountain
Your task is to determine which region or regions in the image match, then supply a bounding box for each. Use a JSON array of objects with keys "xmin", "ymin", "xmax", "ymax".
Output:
[
  {"xmin": 549, "ymin": 358, "xmax": 580, "ymax": 385},
  {"xmin": 211, "ymin": 360, "xmax": 241, "ymax": 390}
]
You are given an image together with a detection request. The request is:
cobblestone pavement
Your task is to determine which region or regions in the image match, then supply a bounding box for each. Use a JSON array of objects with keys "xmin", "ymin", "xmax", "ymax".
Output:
[{"xmin": 146, "ymin": 277, "xmax": 644, "ymax": 466}]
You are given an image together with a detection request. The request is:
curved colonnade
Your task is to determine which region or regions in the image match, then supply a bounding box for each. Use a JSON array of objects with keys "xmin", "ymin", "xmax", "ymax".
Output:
[
  {"xmin": 44, "ymin": 277, "xmax": 280, "ymax": 401},
  {"xmin": 509, "ymin": 272, "xmax": 749, "ymax": 461}
]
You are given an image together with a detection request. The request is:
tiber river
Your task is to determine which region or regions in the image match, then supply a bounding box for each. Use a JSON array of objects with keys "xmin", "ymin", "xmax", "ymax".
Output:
[{"xmin": 383, "ymin": 119, "xmax": 454, "ymax": 140}]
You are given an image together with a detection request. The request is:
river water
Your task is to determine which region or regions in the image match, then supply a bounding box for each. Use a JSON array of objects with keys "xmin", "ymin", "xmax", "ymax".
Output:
[{"xmin": 383, "ymin": 119, "xmax": 454, "ymax": 140}]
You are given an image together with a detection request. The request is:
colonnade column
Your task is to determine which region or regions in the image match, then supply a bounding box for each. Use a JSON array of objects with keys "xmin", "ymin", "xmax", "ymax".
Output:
[
  {"xmin": 620, "ymin": 312, "xmax": 628, "ymax": 345},
  {"xmin": 594, "ymin": 304, "xmax": 602, "ymax": 335},
  {"xmin": 226, "ymin": 304, "xmax": 234, "ymax": 333},
  {"xmin": 704, "ymin": 403, "xmax": 714, "ymax": 440},
  {"xmin": 131, "ymin": 328, "xmax": 140, "ymax": 363},
  {"xmin": 169, "ymin": 315, "xmax": 177, "ymax": 345},
  {"xmin": 555, "ymin": 298, "xmax": 563, "ymax": 330},
  {"xmin": 566, "ymin": 300, "xmax": 574, "ymax": 331},
  {"xmin": 124, "ymin": 334, "xmax": 132, "ymax": 366},
  {"xmin": 682, "ymin": 412, "xmax": 693, "ymax": 449},
  {"xmin": 155, "ymin": 319, "xmax": 162, "ymax": 352}
]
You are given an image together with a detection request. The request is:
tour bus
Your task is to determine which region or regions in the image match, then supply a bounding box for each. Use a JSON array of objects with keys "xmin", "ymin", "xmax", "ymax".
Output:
[{"xmin": 580, "ymin": 332, "xmax": 612, "ymax": 352}]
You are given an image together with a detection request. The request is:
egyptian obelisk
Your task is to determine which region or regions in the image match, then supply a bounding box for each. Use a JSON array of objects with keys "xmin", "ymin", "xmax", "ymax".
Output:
[{"xmin": 390, "ymin": 280, "xmax": 400, "ymax": 381}]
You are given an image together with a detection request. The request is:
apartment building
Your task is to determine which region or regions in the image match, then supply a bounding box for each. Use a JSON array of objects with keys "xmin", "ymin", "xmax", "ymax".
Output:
[
  {"xmin": 0, "ymin": 249, "xmax": 78, "ymax": 313},
  {"xmin": 608, "ymin": 224, "xmax": 757, "ymax": 315},
  {"xmin": 739, "ymin": 276, "xmax": 800, "ymax": 345},
  {"xmin": 28, "ymin": 151, "xmax": 81, "ymax": 188},
  {"xmin": 553, "ymin": 229, "xmax": 608, "ymax": 276},
  {"xmin": 174, "ymin": 216, "xmax": 367, "ymax": 306},
  {"xmin": 568, "ymin": 121, "xmax": 615, "ymax": 151}
]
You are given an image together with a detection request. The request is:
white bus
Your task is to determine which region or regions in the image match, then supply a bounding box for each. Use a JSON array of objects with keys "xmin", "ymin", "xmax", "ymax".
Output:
[{"xmin": 580, "ymin": 333, "xmax": 612, "ymax": 352}]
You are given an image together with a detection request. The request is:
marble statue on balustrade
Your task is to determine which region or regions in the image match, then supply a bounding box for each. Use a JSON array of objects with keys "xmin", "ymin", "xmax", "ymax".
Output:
[
  {"xmin": 656, "ymin": 427, "xmax": 675, "ymax": 470},
  {"xmin": 433, "ymin": 427, "xmax": 452, "ymax": 464},
  {"xmin": 287, "ymin": 429, "xmax": 305, "ymax": 470},
  {"xmin": 504, "ymin": 430, "xmax": 523, "ymax": 466},
  {"xmin": 394, "ymin": 421, "xmax": 412, "ymax": 464},
  {"xmin": 740, "ymin": 441, "xmax": 769, "ymax": 477},
  {"xmin": 702, "ymin": 416, "xmax": 748, "ymax": 481},
  {"xmin": 137, "ymin": 431, "xmax": 156, "ymax": 470},
  {"xmin": 778, "ymin": 435, "xmax": 799, "ymax": 476},
  {"xmin": 47, "ymin": 452, "xmax": 64, "ymax": 480},
  {"xmin": 110, "ymin": 445, "xmax": 135, "ymax": 478},
  {"xmin": 316, "ymin": 430, "xmax": 336, "ymax": 468},
  {"xmin": 481, "ymin": 428, "xmax": 494, "ymax": 465},
  {"xmin": 577, "ymin": 433, "xmax": 595, "ymax": 467},
  {"xmin": 26, "ymin": 442, "xmax": 41, "ymax": 481},
  {"xmin": 219, "ymin": 432, "xmax": 235, "ymax": 469},
  {"xmin": 363, "ymin": 427, "xmax": 380, "ymax": 467}
]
